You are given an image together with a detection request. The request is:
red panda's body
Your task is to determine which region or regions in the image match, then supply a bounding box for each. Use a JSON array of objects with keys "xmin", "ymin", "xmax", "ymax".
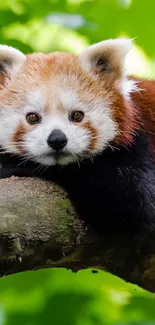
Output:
[{"xmin": 0, "ymin": 39, "xmax": 155, "ymax": 238}]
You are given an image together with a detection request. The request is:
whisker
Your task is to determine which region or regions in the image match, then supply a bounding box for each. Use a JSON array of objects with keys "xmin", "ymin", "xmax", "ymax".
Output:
[
  {"xmin": 33, "ymin": 164, "xmax": 43, "ymax": 172},
  {"xmin": 107, "ymin": 143, "xmax": 114, "ymax": 152},
  {"xmin": 82, "ymin": 153, "xmax": 94, "ymax": 163},
  {"xmin": 67, "ymin": 151, "xmax": 81, "ymax": 167},
  {"xmin": 33, "ymin": 159, "xmax": 48, "ymax": 174},
  {"xmin": 17, "ymin": 158, "xmax": 30, "ymax": 166}
]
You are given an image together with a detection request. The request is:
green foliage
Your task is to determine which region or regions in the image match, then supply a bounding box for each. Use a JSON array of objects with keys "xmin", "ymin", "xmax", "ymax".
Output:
[
  {"xmin": 0, "ymin": 268, "xmax": 155, "ymax": 325},
  {"xmin": 0, "ymin": 0, "xmax": 155, "ymax": 57},
  {"xmin": 0, "ymin": 0, "xmax": 155, "ymax": 324}
]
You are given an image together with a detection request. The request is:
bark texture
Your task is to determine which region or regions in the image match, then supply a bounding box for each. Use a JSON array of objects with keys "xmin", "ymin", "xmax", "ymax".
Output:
[{"xmin": 0, "ymin": 176, "xmax": 155, "ymax": 292}]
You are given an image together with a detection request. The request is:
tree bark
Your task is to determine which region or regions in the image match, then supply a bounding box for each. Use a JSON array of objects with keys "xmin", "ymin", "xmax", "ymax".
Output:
[{"xmin": 0, "ymin": 176, "xmax": 155, "ymax": 293}]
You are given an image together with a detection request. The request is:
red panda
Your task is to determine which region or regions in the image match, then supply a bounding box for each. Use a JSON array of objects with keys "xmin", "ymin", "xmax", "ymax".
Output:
[{"xmin": 0, "ymin": 39, "xmax": 155, "ymax": 238}]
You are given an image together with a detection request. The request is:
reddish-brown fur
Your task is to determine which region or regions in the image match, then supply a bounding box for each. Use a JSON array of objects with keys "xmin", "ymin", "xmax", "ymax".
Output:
[
  {"xmin": 131, "ymin": 78, "xmax": 155, "ymax": 156},
  {"xmin": 111, "ymin": 93, "xmax": 139, "ymax": 146},
  {"xmin": 102, "ymin": 77, "xmax": 155, "ymax": 156},
  {"xmin": 82, "ymin": 121, "xmax": 98, "ymax": 150},
  {"xmin": 12, "ymin": 122, "xmax": 27, "ymax": 153}
]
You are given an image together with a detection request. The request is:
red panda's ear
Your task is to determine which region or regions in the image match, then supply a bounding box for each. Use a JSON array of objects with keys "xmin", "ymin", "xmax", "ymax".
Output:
[
  {"xmin": 79, "ymin": 39, "xmax": 132, "ymax": 84},
  {"xmin": 0, "ymin": 45, "xmax": 26, "ymax": 89}
]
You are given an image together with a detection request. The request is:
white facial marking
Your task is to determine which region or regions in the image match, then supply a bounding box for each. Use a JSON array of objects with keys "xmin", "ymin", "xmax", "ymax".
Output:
[
  {"xmin": 26, "ymin": 90, "xmax": 46, "ymax": 113},
  {"xmin": 0, "ymin": 85, "xmax": 117, "ymax": 167},
  {"xmin": 59, "ymin": 90, "xmax": 79, "ymax": 111},
  {"xmin": 0, "ymin": 108, "xmax": 23, "ymax": 154},
  {"xmin": 21, "ymin": 90, "xmax": 117, "ymax": 166}
]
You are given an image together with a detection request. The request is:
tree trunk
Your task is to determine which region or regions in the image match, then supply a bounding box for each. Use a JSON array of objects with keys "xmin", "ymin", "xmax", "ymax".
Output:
[{"xmin": 0, "ymin": 176, "xmax": 155, "ymax": 292}]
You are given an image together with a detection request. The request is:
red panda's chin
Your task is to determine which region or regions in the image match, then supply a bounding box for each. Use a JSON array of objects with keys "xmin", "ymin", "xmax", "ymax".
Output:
[{"xmin": 33, "ymin": 153, "xmax": 77, "ymax": 166}]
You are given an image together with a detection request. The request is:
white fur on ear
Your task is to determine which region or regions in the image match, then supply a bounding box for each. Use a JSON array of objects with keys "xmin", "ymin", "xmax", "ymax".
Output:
[
  {"xmin": 0, "ymin": 45, "xmax": 26, "ymax": 81},
  {"xmin": 79, "ymin": 38, "xmax": 132, "ymax": 80}
]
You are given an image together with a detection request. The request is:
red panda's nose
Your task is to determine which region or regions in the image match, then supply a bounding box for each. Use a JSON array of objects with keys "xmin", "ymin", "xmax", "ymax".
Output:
[{"xmin": 47, "ymin": 129, "xmax": 68, "ymax": 151}]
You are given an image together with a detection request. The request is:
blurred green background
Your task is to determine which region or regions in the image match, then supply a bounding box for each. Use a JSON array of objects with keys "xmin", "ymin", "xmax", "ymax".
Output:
[{"xmin": 1, "ymin": 0, "xmax": 155, "ymax": 324}]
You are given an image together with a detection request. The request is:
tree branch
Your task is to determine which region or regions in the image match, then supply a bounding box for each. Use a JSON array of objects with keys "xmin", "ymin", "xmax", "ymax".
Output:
[{"xmin": 0, "ymin": 177, "xmax": 155, "ymax": 292}]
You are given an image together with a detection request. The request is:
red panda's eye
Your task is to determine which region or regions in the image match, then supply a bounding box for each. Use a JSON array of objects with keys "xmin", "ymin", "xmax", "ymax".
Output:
[
  {"xmin": 26, "ymin": 112, "xmax": 41, "ymax": 125},
  {"xmin": 69, "ymin": 111, "xmax": 84, "ymax": 123}
]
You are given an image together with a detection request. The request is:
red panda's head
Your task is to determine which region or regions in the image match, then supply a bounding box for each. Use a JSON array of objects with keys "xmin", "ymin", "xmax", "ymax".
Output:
[{"xmin": 0, "ymin": 39, "xmax": 138, "ymax": 166}]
